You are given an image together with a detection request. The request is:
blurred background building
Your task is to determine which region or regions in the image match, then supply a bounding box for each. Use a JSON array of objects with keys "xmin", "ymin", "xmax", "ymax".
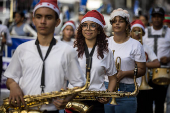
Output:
[{"xmin": 0, "ymin": 0, "xmax": 170, "ymax": 28}]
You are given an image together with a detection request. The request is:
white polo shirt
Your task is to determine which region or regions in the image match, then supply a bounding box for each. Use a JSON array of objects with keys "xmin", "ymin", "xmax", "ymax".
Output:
[
  {"xmin": 143, "ymin": 26, "xmax": 170, "ymax": 66},
  {"xmin": 106, "ymin": 37, "xmax": 146, "ymax": 84},
  {"xmin": 4, "ymin": 40, "xmax": 85, "ymax": 111},
  {"xmin": 68, "ymin": 47, "xmax": 117, "ymax": 91},
  {"xmin": 136, "ymin": 44, "xmax": 157, "ymax": 86}
]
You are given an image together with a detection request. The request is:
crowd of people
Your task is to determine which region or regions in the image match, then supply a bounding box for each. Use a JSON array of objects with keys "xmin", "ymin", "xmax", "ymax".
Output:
[{"xmin": 0, "ymin": 0, "xmax": 170, "ymax": 113}]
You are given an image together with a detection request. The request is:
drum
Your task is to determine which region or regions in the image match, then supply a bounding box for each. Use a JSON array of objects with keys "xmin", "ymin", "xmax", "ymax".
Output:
[{"xmin": 152, "ymin": 66, "xmax": 170, "ymax": 85}]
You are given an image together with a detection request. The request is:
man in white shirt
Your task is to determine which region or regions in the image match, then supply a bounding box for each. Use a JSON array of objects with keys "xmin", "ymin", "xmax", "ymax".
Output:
[
  {"xmin": 4, "ymin": 0, "xmax": 85, "ymax": 112},
  {"xmin": 143, "ymin": 7, "xmax": 170, "ymax": 113}
]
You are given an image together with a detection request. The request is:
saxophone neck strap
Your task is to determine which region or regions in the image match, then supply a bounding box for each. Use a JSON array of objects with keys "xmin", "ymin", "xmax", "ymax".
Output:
[{"xmin": 35, "ymin": 37, "xmax": 56, "ymax": 93}]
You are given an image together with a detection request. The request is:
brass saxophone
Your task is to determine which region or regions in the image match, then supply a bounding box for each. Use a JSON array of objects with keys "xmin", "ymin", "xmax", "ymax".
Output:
[
  {"xmin": 0, "ymin": 58, "xmax": 92, "ymax": 113},
  {"xmin": 65, "ymin": 66, "xmax": 139, "ymax": 113}
]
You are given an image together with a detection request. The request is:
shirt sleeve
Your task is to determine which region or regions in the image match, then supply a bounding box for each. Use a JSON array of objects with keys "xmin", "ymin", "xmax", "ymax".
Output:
[
  {"xmin": 4, "ymin": 46, "xmax": 22, "ymax": 83},
  {"xmin": 134, "ymin": 41, "xmax": 146, "ymax": 62},
  {"xmin": 64, "ymin": 46, "xmax": 86, "ymax": 87},
  {"xmin": 144, "ymin": 45, "xmax": 157, "ymax": 61},
  {"xmin": 105, "ymin": 49, "xmax": 117, "ymax": 76}
]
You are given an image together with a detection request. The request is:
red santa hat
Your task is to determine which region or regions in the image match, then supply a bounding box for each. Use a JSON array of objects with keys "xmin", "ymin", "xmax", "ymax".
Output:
[
  {"xmin": 131, "ymin": 19, "xmax": 145, "ymax": 33},
  {"xmin": 33, "ymin": 0, "xmax": 60, "ymax": 17},
  {"xmin": 81, "ymin": 10, "xmax": 106, "ymax": 28},
  {"xmin": 61, "ymin": 20, "xmax": 76, "ymax": 31}
]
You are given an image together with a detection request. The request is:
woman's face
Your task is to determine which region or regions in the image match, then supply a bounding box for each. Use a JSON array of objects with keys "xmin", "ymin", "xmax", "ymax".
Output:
[
  {"xmin": 111, "ymin": 16, "xmax": 127, "ymax": 33},
  {"xmin": 81, "ymin": 21, "xmax": 99, "ymax": 40},
  {"xmin": 63, "ymin": 25, "xmax": 74, "ymax": 40}
]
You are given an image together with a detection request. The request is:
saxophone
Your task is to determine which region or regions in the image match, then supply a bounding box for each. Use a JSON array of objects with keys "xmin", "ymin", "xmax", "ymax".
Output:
[
  {"xmin": 65, "ymin": 66, "xmax": 139, "ymax": 113},
  {"xmin": 0, "ymin": 58, "xmax": 92, "ymax": 113}
]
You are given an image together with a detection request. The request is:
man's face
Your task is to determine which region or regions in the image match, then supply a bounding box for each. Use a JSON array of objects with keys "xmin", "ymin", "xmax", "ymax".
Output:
[
  {"xmin": 152, "ymin": 14, "xmax": 164, "ymax": 27},
  {"xmin": 33, "ymin": 7, "xmax": 60, "ymax": 36},
  {"xmin": 14, "ymin": 13, "xmax": 23, "ymax": 24}
]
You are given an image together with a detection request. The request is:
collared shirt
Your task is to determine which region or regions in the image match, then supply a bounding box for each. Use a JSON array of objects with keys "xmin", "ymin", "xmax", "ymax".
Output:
[
  {"xmin": 143, "ymin": 26, "xmax": 170, "ymax": 66},
  {"xmin": 4, "ymin": 40, "xmax": 85, "ymax": 111}
]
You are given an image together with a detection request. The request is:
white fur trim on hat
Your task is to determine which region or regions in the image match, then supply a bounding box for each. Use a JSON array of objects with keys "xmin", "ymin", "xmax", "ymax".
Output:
[
  {"xmin": 81, "ymin": 17, "xmax": 104, "ymax": 28},
  {"xmin": 110, "ymin": 8, "xmax": 130, "ymax": 22},
  {"xmin": 61, "ymin": 23, "xmax": 75, "ymax": 31},
  {"xmin": 131, "ymin": 24, "xmax": 145, "ymax": 33},
  {"xmin": 33, "ymin": 2, "xmax": 60, "ymax": 16}
]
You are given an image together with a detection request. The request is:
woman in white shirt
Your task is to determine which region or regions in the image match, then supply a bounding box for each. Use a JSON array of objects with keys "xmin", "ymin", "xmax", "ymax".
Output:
[
  {"xmin": 67, "ymin": 10, "xmax": 117, "ymax": 113},
  {"xmin": 104, "ymin": 8, "xmax": 146, "ymax": 113}
]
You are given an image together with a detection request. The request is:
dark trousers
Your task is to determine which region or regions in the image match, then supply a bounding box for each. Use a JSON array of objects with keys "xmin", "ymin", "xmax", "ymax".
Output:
[
  {"xmin": 66, "ymin": 101, "xmax": 105, "ymax": 113},
  {"xmin": 137, "ymin": 90, "xmax": 153, "ymax": 113},
  {"xmin": 137, "ymin": 79, "xmax": 168, "ymax": 113}
]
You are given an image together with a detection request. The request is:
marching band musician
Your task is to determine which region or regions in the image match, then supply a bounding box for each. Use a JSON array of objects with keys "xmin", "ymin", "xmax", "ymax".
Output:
[
  {"xmin": 142, "ymin": 7, "xmax": 170, "ymax": 113},
  {"xmin": 104, "ymin": 8, "xmax": 146, "ymax": 113},
  {"xmin": 67, "ymin": 10, "xmax": 117, "ymax": 113},
  {"xmin": 55, "ymin": 20, "xmax": 75, "ymax": 46},
  {"xmin": 130, "ymin": 19, "xmax": 160, "ymax": 113},
  {"xmin": 4, "ymin": 0, "xmax": 86, "ymax": 112}
]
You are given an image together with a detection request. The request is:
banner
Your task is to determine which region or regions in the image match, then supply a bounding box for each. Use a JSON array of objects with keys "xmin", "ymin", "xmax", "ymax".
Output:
[{"xmin": 1, "ymin": 36, "xmax": 35, "ymax": 89}]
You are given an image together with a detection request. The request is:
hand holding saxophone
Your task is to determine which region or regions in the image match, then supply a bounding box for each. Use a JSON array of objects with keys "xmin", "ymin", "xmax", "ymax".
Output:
[
  {"xmin": 97, "ymin": 97, "xmax": 110, "ymax": 104},
  {"xmin": 53, "ymin": 97, "xmax": 71, "ymax": 110},
  {"xmin": 8, "ymin": 80, "xmax": 25, "ymax": 107}
]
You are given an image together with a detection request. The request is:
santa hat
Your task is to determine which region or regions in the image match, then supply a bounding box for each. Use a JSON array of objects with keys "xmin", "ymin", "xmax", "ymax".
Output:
[
  {"xmin": 131, "ymin": 19, "xmax": 145, "ymax": 33},
  {"xmin": 61, "ymin": 20, "xmax": 76, "ymax": 31},
  {"xmin": 163, "ymin": 15, "xmax": 170, "ymax": 23},
  {"xmin": 33, "ymin": 0, "xmax": 60, "ymax": 17},
  {"xmin": 110, "ymin": 8, "xmax": 130, "ymax": 22},
  {"xmin": 81, "ymin": 10, "xmax": 106, "ymax": 28}
]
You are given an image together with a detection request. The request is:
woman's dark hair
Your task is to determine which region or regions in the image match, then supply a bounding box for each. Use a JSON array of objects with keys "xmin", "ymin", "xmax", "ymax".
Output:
[{"xmin": 74, "ymin": 23, "xmax": 109, "ymax": 59}]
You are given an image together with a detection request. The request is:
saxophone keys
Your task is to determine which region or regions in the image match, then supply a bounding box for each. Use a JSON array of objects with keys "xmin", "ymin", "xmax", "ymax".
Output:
[
  {"xmin": 51, "ymin": 91, "xmax": 59, "ymax": 94},
  {"xmin": 60, "ymin": 88, "xmax": 65, "ymax": 92}
]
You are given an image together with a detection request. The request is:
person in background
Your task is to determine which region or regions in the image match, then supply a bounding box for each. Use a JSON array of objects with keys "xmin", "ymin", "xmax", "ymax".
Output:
[
  {"xmin": 60, "ymin": 20, "xmax": 75, "ymax": 46},
  {"xmin": 4, "ymin": 0, "xmax": 85, "ymax": 112},
  {"xmin": 10, "ymin": 11, "xmax": 37, "ymax": 37},
  {"xmin": 105, "ymin": 8, "xmax": 146, "ymax": 113},
  {"xmin": 143, "ymin": 7, "xmax": 170, "ymax": 113},
  {"xmin": 130, "ymin": 19, "xmax": 160, "ymax": 113},
  {"xmin": 163, "ymin": 15, "xmax": 170, "ymax": 28},
  {"xmin": 139, "ymin": 14, "xmax": 149, "ymax": 27},
  {"xmin": 0, "ymin": 23, "xmax": 12, "ymax": 94}
]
